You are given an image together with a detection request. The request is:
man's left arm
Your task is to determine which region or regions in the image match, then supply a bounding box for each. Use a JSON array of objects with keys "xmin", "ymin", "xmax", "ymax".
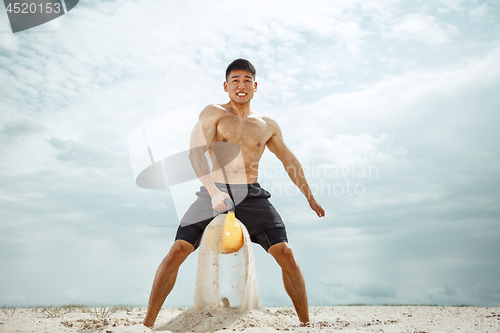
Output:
[{"xmin": 265, "ymin": 118, "xmax": 325, "ymax": 217}]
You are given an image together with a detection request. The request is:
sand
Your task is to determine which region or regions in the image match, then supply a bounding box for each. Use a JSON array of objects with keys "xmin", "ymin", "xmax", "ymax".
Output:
[{"xmin": 1, "ymin": 305, "xmax": 499, "ymax": 332}]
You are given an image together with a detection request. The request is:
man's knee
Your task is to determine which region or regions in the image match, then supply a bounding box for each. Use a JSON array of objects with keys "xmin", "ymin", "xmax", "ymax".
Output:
[
  {"xmin": 269, "ymin": 242, "xmax": 296, "ymax": 267},
  {"xmin": 167, "ymin": 240, "xmax": 194, "ymax": 262}
]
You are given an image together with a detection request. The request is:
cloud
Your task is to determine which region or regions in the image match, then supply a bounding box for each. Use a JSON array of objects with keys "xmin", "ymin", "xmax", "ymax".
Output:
[
  {"xmin": 64, "ymin": 288, "xmax": 82, "ymax": 302},
  {"xmin": 301, "ymin": 46, "xmax": 500, "ymax": 133},
  {"xmin": 0, "ymin": 118, "xmax": 45, "ymax": 141},
  {"xmin": 262, "ymin": 0, "xmax": 345, "ymax": 37},
  {"xmin": 295, "ymin": 133, "xmax": 407, "ymax": 167},
  {"xmin": 319, "ymin": 276, "xmax": 397, "ymax": 303},
  {"xmin": 423, "ymin": 282, "xmax": 500, "ymax": 306},
  {"xmin": 433, "ymin": 0, "xmax": 467, "ymax": 12},
  {"xmin": 0, "ymin": 33, "xmax": 19, "ymax": 53},
  {"xmin": 468, "ymin": 3, "xmax": 492, "ymax": 21},
  {"xmin": 388, "ymin": 14, "xmax": 459, "ymax": 45},
  {"xmin": 46, "ymin": 137, "xmax": 117, "ymax": 168}
]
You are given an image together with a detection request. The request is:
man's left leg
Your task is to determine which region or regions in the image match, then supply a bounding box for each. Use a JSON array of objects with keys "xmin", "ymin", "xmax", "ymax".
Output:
[{"xmin": 268, "ymin": 242, "xmax": 309, "ymax": 325}]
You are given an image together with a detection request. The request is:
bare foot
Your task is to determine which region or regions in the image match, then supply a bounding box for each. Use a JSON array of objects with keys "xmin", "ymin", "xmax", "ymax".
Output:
[{"xmin": 142, "ymin": 322, "xmax": 154, "ymax": 330}]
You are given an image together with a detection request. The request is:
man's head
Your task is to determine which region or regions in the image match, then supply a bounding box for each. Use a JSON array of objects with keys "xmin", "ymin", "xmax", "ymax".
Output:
[
  {"xmin": 225, "ymin": 58, "xmax": 256, "ymax": 82},
  {"xmin": 224, "ymin": 59, "xmax": 257, "ymax": 105}
]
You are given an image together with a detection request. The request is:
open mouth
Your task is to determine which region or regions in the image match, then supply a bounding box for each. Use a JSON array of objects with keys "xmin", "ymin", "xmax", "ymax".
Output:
[{"xmin": 236, "ymin": 92, "xmax": 247, "ymax": 97}]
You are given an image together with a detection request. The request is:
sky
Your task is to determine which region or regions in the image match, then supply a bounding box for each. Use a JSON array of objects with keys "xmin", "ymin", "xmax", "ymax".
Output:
[{"xmin": 0, "ymin": 0, "xmax": 499, "ymax": 308}]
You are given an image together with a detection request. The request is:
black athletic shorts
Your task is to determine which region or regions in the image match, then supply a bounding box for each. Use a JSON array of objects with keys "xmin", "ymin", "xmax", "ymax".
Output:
[{"xmin": 175, "ymin": 182, "xmax": 288, "ymax": 252}]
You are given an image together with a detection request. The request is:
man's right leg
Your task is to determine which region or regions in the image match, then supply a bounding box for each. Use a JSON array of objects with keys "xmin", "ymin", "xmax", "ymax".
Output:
[{"xmin": 143, "ymin": 239, "xmax": 194, "ymax": 328}]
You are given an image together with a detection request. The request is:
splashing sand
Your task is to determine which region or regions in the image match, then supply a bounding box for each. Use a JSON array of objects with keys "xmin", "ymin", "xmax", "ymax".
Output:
[
  {"xmin": 193, "ymin": 213, "xmax": 259, "ymax": 311},
  {"xmin": 157, "ymin": 214, "xmax": 279, "ymax": 332}
]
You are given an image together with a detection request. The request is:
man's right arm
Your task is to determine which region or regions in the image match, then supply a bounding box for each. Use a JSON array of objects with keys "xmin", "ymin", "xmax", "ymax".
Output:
[{"xmin": 188, "ymin": 105, "xmax": 231, "ymax": 211}]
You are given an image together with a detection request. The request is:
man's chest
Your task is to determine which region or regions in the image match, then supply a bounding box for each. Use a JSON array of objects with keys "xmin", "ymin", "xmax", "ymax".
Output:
[{"xmin": 216, "ymin": 116, "xmax": 272, "ymax": 147}]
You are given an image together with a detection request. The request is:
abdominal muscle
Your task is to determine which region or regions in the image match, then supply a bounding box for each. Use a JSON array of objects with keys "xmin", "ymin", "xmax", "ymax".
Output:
[{"xmin": 209, "ymin": 150, "xmax": 260, "ymax": 184}]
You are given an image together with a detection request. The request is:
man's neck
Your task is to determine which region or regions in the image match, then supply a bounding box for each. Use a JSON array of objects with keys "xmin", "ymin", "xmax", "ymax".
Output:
[{"xmin": 227, "ymin": 100, "xmax": 251, "ymax": 118}]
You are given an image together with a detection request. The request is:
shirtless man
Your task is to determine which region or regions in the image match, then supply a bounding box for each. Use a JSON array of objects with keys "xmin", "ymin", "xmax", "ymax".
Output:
[{"xmin": 143, "ymin": 59, "xmax": 325, "ymax": 328}]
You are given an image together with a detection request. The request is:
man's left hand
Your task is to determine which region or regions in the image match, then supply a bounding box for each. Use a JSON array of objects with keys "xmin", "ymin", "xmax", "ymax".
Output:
[{"xmin": 309, "ymin": 198, "xmax": 325, "ymax": 217}]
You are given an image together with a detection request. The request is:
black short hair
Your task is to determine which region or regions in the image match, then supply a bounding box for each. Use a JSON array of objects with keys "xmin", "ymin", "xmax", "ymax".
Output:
[{"xmin": 225, "ymin": 59, "xmax": 256, "ymax": 81}]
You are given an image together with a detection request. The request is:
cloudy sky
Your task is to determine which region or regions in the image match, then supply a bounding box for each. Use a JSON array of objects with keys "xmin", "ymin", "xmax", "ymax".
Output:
[{"xmin": 1, "ymin": 0, "xmax": 499, "ymax": 308}]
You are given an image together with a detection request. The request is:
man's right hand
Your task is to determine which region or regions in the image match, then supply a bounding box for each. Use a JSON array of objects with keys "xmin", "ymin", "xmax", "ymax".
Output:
[{"xmin": 210, "ymin": 189, "xmax": 232, "ymax": 212}]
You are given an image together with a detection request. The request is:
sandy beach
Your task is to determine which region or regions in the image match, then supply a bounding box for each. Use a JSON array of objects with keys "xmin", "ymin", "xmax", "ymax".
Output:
[{"xmin": 1, "ymin": 305, "xmax": 498, "ymax": 333}]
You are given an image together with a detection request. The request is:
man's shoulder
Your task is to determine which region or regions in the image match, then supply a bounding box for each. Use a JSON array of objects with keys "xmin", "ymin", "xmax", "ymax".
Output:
[
  {"xmin": 202, "ymin": 104, "xmax": 227, "ymax": 114},
  {"xmin": 199, "ymin": 104, "xmax": 226, "ymax": 122},
  {"xmin": 261, "ymin": 115, "xmax": 281, "ymax": 132}
]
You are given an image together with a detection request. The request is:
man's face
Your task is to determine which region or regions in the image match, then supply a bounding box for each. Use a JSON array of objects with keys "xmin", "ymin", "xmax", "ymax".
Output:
[{"xmin": 224, "ymin": 70, "xmax": 257, "ymax": 104}]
